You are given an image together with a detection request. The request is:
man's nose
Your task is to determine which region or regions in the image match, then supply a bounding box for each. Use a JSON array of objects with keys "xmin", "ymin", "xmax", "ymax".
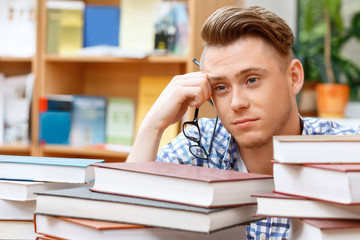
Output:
[{"xmin": 230, "ymin": 87, "xmax": 250, "ymax": 111}]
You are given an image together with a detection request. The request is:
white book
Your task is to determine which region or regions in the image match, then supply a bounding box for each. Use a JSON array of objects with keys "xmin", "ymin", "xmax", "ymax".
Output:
[
  {"xmin": 35, "ymin": 215, "xmax": 247, "ymax": 240},
  {"xmin": 273, "ymin": 135, "xmax": 360, "ymax": 164},
  {"xmin": 0, "ymin": 199, "xmax": 35, "ymax": 220},
  {"xmin": 0, "ymin": 180, "xmax": 91, "ymax": 201},
  {"xmin": 0, "ymin": 220, "xmax": 36, "ymax": 239}
]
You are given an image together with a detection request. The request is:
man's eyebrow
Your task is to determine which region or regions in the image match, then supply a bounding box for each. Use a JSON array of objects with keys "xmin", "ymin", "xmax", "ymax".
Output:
[{"xmin": 207, "ymin": 67, "xmax": 267, "ymax": 81}]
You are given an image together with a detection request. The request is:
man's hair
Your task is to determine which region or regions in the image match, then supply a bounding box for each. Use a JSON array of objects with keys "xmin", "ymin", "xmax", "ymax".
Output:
[{"xmin": 201, "ymin": 6, "xmax": 294, "ymax": 64}]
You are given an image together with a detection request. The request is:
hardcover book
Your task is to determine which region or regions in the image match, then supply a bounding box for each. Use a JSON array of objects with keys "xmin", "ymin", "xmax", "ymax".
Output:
[
  {"xmin": 273, "ymin": 135, "xmax": 360, "ymax": 164},
  {"xmin": 35, "ymin": 215, "xmax": 246, "ymax": 240},
  {"xmin": 273, "ymin": 162, "xmax": 360, "ymax": 204},
  {"xmin": 35, "ymin": 187, "xmax": 260, "ymax": 233},
  {"xmin": 0, "ymin": 155, "xmax": 103, "ymax": 183},
  {"xmin": 91, "ymin": 161, "xmax": 274, "ymax": 208},
  {"xmin": 0, "ymin": 199, "xmax": 35, "ymax": 220}
]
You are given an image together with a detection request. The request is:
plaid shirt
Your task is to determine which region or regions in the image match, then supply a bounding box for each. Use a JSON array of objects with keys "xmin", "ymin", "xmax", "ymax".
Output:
[{"xmin": 157, "ymin": 116, "xmax": 360, "ymax": 240}]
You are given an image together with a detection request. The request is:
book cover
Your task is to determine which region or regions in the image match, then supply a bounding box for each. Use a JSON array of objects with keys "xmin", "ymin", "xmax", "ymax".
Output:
[
  {"xmin": 39, "ymin": 95, "xmax": 73, "ymax": 145},
  {"xmin": 136, "ymin": 76, "xmax": 179, "ymax": 149},
  {"xmin": 70, "ymin": 95, "xmax": 107, "ymax": 147},
  {"xmin": 84, "ymin": 5, "xmax": 120, "ymax": 47},
  {"xmin": 290, "ymin": 218, "xmax": 360, "ymax": 240},
  {"xmin": 35, "ymin": 187, "xmax": 260, "ymax": 233},
  {"xmin": 91, "ymin": 162, "xmax": 274, "ymax": 208},
  {"xmin": 273, "ymin": 162, "xmax": 360, "ymax": 204},
  {"xmin": 105, "ymin": 98, "xmax": 135, "ymax": 146},
  {"xmin": 253, "ymin": 192, "xmax": 360, "ymax": 219},
  {"xmin": 35, "ymin": 214, "xmax": 247, "ymax": 240},
  {"xmin": 46, "ymin": 0, "xmax": 85, "ymax": 55},
  {"xmin": 0, "ymin": 155, "xmax": 103, "ymax": 183},
  {"xmin": 273, "ymin": 135, "xmax": 360, "ymax": 163},
  {"xmin": 120, "ymin": 0, "xmax": 159, "ymax": 53}
]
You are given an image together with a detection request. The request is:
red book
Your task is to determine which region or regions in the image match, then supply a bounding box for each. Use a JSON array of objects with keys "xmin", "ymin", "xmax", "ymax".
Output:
[
  {"xmin": 253, "ymin": 192, "xmax": 360, "ymax": 219},
  {"xmin": 274, "ymin": 162, "xmax": 360, "ymax": 204},
  {"xmin": 91, "ymin": 161, "xmax": 274, "ymax": 208},
  {"xmin": 290, "ymin": 218, "xmax": 360, "ymax": 239}
]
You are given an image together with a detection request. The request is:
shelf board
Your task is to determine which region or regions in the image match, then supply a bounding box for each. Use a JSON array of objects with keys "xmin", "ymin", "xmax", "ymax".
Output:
[
  {"xmin": 45, "ymin": 55, "xmax": 188, "ymax": 63},
  {"xmin": 0, "ymin": 144, "xmax": 31, "ymax": 154},
  {"xmin": 0, "ymin": 57, "xmax": 33, "ymax": 62},
  {"xmin": 42, "ymin": 145, "xmax": 130, "ymax": 159}
]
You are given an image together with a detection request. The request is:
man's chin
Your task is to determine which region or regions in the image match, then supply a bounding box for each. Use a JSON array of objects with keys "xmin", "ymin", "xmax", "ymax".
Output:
[{"xmin": 235, "ymin": 133, "xmax": 272, "ymax": 149}]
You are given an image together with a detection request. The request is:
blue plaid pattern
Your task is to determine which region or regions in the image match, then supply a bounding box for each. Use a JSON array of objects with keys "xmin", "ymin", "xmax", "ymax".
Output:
[{"xmin": 157, "ymin": 116, "xmax": 360, "ymax": 239}]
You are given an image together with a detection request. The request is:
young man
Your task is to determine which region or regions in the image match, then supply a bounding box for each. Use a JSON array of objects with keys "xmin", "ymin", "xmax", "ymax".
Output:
[{"xmin": 127, "ymin": 6, "xmax": 359, "ymax": 239}]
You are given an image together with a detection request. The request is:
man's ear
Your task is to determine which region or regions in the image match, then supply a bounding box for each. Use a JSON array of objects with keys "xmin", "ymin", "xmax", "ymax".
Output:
[{"xmin": 288, "ymin": 59, "xmax": 304, "ymax": 95}]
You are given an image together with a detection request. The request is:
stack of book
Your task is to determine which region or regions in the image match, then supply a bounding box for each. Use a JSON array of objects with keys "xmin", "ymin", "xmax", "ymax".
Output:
[
  {"xmin": 253, "ymin": 135, "xmax": 360, "ymax": 239},
  {"xmin": 0, "ymin": 154, "xmax": 103, "ymax": 239},
  {"xmin": 35, "ymin": 161, "xmax": 275, "ymax": 239}
]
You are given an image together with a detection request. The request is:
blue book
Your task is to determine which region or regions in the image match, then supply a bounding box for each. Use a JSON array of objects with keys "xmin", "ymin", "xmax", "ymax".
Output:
[
  {"xmin": 70, "ymin": 95, "xmax": 107, "ymax": 147},
  {"xmin": 0, "ymin": 155, "xmax": 103, "ymax": 183},
  {"xmin": 84, "ymin": 5, "xmax": 120, "ymax": 47},
  {"xmin": 39, "ymin": 111, "xmax": 71, "ymax": 145}
]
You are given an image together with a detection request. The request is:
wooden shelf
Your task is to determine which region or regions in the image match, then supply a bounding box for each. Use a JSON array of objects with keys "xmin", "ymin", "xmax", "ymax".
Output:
[
  {"xmin": 0, "ymin": 144, "xmax": 31, "ymax": 155},
  {"xmin": 45, "ymin": 55, "xmax": 188, "ymax": 63},
  {"xmin": 42, "ymin": 145, "xmax": 129, "ymax": 160},
  {"xmin": 0, "ymin": 57, "xmax": 33, "ymax": 62}
]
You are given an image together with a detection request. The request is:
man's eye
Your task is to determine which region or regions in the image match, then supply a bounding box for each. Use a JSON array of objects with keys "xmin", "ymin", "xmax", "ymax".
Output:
[
  {"xmin": 247, "ymin": 78, "xmax": 258, "ymax": 84},
  {"xmin": 215, "ymin": 85, "xmax": 226, "ymax": 91}
]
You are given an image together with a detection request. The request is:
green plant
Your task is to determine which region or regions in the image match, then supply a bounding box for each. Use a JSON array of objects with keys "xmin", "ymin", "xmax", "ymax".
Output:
[{"xmin": 294, "ymin": 0, "xmax": 360, "ymax": 100}]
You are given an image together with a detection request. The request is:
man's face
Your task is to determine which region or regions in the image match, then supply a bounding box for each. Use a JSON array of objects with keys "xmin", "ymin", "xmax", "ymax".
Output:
[{"xmin": 203, "ymin": 37, "xmax": 296, "ymax": 149}]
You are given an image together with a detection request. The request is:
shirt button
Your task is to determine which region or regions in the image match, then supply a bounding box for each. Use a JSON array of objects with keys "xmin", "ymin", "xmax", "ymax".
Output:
[{"xmin": 260, "ymin": 233, "xmax": 267, "ymax": 240}]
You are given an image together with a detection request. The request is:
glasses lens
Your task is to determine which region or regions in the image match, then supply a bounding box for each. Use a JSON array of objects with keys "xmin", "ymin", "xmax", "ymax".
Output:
[
  {"xmin": 183, "ymin": 123, "xmax": 201, "ymax": 142},
  {"xmin": 189, "ymin": 145, "xmax": 208, "ymax": 159}
]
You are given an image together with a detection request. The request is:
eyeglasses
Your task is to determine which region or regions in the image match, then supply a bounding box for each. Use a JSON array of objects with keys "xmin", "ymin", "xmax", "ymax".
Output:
[{"xmin": 182, "ymin": 58, "xmax": 219, "ymax": 160}]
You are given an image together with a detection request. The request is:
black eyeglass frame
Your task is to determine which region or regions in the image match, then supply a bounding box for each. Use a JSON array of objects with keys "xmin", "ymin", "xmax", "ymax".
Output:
[{"xmin": 181, "ymin": 58, "xmax": 219, "ymax": 160}]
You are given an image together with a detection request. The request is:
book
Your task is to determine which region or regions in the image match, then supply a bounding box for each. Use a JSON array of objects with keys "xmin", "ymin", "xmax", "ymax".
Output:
[
  {"xmin": 119, "ymin": 0, "xmax": 159, "ymax": 53},
  {"xmin": 35, "ymin": 215, "xmax": 247, "ymax": 240},
  {"xmin": 289, "ymin": 218, "xmax": 360, "ymax": 240},
  {"xmin": 273, "ymin": 135, "xmax": 360, "ymax": 163},
  {"xmin": 3, "ymin": 73, "xmax": 34, "ymax": 144},
  {"xmin": 0, "ymin": 199, "xmax": 35, "ymax": 220},
  {"xmin": 0, "ymin": 220, "xmax": 36, "ymax": 239},
  {"xmin": 35, "ymin": 187, "xmax": 261, "ymax": 233},
  {"xmin": 0, "ymin": 155, "xmax": 103, "ymax": 183},
  {"xmin": 84, "ymin": 5, "xmax": 120, "ymax": 47},
  {"xmin": 105, "ymin": 98, "xmax": 135, "ymax": 146},
  {"xmin": 91, "ymin": 161, "xmax": 274, "ymax": 208},
  {"xmin": 0, "ymin": 73, "xmax": 4, "ymax": 145},
  {"xmin": 39, "ymin": 95, "xmax": 73, "ymax": 145},
  {"xmin": 253, "ymin": 192, "xmax": 360, "ymax": 219},
  {"xmin": 0, "ymin": 180, "xmax": 91, "ymax": 201},
  {"xmin": 136, "ymin": 76, "xmax": 179, "ymax": 149},
  {"xmin": 273, "ymin": 162, "xmax": 360, "ymax": 204},
  {"xmin": 46, "ymin": 0, "xmax": 85, "ymax": 55},
  {"xmin": 70, "ymin": 95, "xmax": 107, "ymax": 147}
]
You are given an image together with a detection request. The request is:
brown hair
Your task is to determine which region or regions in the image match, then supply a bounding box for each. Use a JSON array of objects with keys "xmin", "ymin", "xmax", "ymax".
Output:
[{"xmin": 201, "ymin": 6, "xmax": 294, "ymax": 62}]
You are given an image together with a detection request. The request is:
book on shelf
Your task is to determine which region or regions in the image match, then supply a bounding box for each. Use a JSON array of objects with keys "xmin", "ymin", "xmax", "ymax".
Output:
[
  {"xmin": 136, "ymin": 76, "xmax": 179, "ymax": 149},
  {"xmin": 253, "ymin": 192, "xmax": 360, "ymax": 219},
  {"xmin": 273, "ymin": 135, "xmax": 360, "ymax": 163},
  {"xmin": 0, "ymin": 220, "xmax": 36, "ymax": 240},
  {"xmin": 0, "ymin": 155, "xmax": 103, "ymax": 183},
  {"xmin": 35, "ymin": 215, "xmax": 247, "ymax": 240},
  {"xmin": 153, "ymin": 1, "xmax": 189, "ymax": 56},
  {"xmin": 0, "ymin": 199, "xmax": 35, "ymax": 220},
  {"xmin": 273, "ymin": 162, "xmax": 360, "ymax": 204},
  {"xmin": 84, "ymin": 5, "xmax": 120, "ymax": 47},
  {"xmin": 0, "ymin": 73, "xmax": 4, "ymax": 145},
  {"xmin": 105, "ymin": 98, "xmax": 135, "ymax": 146},
  {"xmin": 46, "ymin": 0, "xmax": 85, "ymax": 55},
  {"xmin": 289, "ymin": 218, "xmax": 360, "ymax": 240},
  {"xmin": 39, "ymin": 95, "xmax": 73, "ymax": 145},
  {"xmin": 90, "ymin": 161, "xmax": 274, "ymax": 208},
  {"xmin": 120, "ymin": 0, "xmax": 159, "ymax": 53},
  {"xmin": 0, "ymin": 179, "xmax": 91, "ymax": 201},
  {"xmin": 0, "ymin": 0, "xmax": 36, "ymax": 57},
  {"xmin": 35, "ymin": 187, "xmax": 261, "ymax": 233},
  {"xmin": 70, "ymin": 95, "xmax": 107, "ymax": 147},
  {"xmin": 3, "ymin": 73, "xmax": 34, "ymax": 145}
]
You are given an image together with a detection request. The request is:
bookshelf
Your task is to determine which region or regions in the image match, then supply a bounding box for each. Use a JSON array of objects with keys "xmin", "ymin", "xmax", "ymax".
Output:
[{"xmin": 1, "ymin": 0, "xmax": 237, "ymax": 162}]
